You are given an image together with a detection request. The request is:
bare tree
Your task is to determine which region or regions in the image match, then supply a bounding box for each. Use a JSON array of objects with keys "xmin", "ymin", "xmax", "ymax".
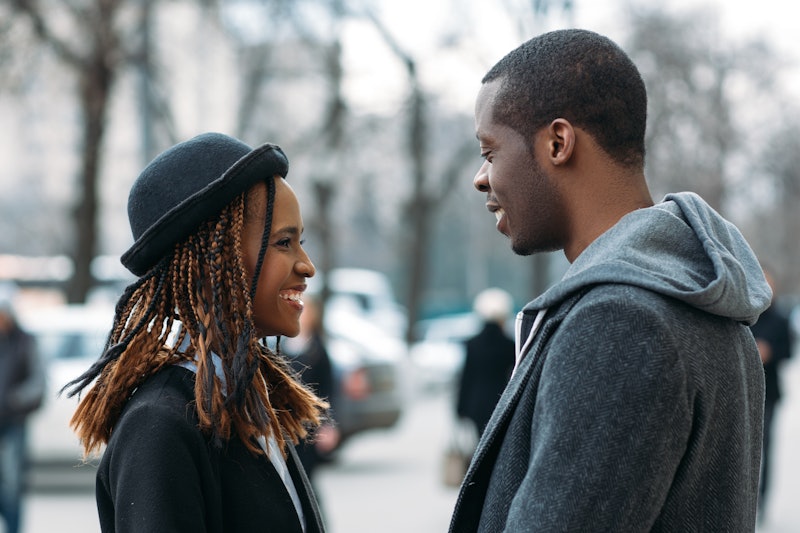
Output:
[
  {"xmin": 625, "ymin": 6, "xmax": 774, "ymax": 213},
  {"xmin": 362, "ymin": 9, "xmax": 477, "ymax": 344},
  {"xmin": 9, "ymin": 0, "xmax": 133, "ymax": 302},
  {"xmin": 220, "ymin": 0, "xmax": 351, "ymax": 310},
  {"xmin": 750, "ymin": 117, "xmax": 800, "ymax": 293}
]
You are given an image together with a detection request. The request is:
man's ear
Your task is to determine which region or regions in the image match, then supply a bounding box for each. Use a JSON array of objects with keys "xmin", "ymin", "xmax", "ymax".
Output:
[{"xmin": 546, "ymin": 118, "xmax": 575, "ymax": 166}]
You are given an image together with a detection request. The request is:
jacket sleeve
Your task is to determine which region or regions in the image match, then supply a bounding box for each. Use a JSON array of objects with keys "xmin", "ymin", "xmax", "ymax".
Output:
[
  {"xmin": 505, "ymin": 295, "xmax": 691, "ymax": 531},
  {"xmin": 98, "ymin": 399, "xmax": 218, "ymax": 533}
]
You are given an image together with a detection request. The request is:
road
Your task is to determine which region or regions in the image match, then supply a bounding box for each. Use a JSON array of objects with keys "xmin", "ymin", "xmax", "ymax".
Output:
[
  {"xmin": 21, "ymin": 358, "xmax": 800, "ymax": 532},
  {"xmin": 314, "ymin": 384, "xmax": 461, "ymax": 533}
]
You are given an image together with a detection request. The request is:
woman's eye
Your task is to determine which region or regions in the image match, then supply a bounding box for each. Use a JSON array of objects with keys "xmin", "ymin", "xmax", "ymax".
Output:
[{"xmin": 275, "ymin": 238, "xmax": 291, "ymax": 248}]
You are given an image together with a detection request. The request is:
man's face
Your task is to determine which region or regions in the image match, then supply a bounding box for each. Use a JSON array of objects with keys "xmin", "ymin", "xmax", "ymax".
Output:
[{"xmin": 473, "ymin": 80, "xmax": 567, "ymax": 256}]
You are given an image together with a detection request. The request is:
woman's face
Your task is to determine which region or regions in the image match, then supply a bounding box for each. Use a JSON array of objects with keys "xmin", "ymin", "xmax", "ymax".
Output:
[{"xmin": 242, "ymin": 177, "xmax": 315, "ymax": 337}]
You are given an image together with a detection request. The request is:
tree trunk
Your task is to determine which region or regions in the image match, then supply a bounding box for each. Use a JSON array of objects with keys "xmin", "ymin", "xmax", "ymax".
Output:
[
  {"xmin": 404, "ymin": 87, "xmax": 429, "ymax": 346},
  {"xmin": 312, "ymin": 180, "xmax": 334, "ymax": 309},
  {"xmin": 65, "ymin": 53, "xmax": 113, "ymax": 303}
]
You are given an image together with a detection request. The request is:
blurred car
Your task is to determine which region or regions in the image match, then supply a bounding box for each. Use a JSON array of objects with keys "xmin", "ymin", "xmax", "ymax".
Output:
[
  {"xmin": 310, "ymin": 268, "xmax": 408, "ymax": 340},
  {"xmin": 282, "ymin": 304, "xmax": 407, "ymax": 446},
  {"xmin": 408, "ymin": 312, "xmax": 482, "ymax": 391},
  {"xmin": 19, "ymin": 304, "xmax": 113, "ymax": 465},
  {"xmin": 298, "ymin": 267, "xmax": 408, "ymax": 443},
  {"xmin": 22, "ymin": 299, "xmax": 405, "ymax": 464}
]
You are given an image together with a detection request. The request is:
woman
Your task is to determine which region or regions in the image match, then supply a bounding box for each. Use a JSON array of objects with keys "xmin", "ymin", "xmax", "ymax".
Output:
[{"xmin": 64, "ymin": 133, "xmax": 328, "ymax": 532}]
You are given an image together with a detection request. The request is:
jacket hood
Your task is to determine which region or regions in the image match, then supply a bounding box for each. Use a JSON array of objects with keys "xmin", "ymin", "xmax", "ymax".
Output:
[{"xmin": 525, "ymin": 192, "xmax": 771, "ymax": 325}]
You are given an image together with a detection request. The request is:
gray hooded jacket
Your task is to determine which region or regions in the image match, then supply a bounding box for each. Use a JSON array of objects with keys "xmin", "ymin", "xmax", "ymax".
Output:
[{"xmin": 449, "ymin": 192, "xmax": 771, "ymax": 532}]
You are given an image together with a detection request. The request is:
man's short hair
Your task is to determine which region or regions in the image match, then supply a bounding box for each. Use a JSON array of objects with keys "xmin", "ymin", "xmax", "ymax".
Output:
[{"xmin": 483, "ymin": 29, "xmax": 647, "ymax": 168}]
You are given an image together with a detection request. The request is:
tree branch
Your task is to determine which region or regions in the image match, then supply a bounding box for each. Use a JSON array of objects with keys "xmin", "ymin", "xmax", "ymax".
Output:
[{"xmin": 12, "ymin": 0, "xmax": 83, "ymax": 67}]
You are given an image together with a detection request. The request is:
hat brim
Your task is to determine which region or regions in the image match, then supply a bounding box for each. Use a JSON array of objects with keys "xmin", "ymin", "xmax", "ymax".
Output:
[{"xmin": 121, "ymin": 143, "xmax": 288, "ymax": 277}]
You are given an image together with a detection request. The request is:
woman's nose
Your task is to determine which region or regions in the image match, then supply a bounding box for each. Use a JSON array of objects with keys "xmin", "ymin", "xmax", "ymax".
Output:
[{"xmin": 298, "ymin": 251, "xmax": 316, "ymax": 278}]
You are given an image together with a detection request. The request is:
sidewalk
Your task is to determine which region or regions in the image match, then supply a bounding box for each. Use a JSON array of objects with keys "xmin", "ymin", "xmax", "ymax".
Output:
[{"xmin": 757, "ymin": 356, "xmax": 800, "ymax": 532}]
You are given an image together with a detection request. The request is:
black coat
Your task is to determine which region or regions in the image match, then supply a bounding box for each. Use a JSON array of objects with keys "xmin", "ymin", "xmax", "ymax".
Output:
[
  {"xmin": 456, "ymin": 322, "xmax": 515, "ymax": 435},
  {"xmin": 0, "ymin": 324, "xmax": 44, "ymax": 425},
  {"xmin": 97, "ymin": 365, "xmax": 325, "ymax": 533},
  {"xmin": 750, "ymin": 304, "xmax": 793, "ymax": 404}
]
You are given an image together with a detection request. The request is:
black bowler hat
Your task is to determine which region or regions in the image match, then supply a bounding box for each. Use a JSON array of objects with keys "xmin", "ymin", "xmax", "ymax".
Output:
[{"xmin": 120, "ymin": 132, "xmax": 289, "ymax": 277}]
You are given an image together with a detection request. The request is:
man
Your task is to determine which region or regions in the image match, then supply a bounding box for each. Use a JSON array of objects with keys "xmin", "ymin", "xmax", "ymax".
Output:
[
  {"xmin": 750, "ymin": 267, "xmax": 793, "ymax": 521},
  {"xmin": 449, "ymin": 29, "xmax": 771, "ymax": 532},
  {"xmin": 0, "ymin": 299, "xmax": 45, "ymax": 533}
]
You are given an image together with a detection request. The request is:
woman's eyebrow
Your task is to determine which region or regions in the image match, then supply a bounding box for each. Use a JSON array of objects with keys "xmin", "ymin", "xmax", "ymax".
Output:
[{"xmin": 271, "ymin": 226, "xmax": 303, "ymax": 237}]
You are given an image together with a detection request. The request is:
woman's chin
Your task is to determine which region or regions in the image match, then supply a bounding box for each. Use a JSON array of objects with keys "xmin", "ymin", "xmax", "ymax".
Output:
[
  {"xmin": 257, "ymin": 324, "xmax": 301, "ymax": 338},
  {"xmin": 253, "ymin": 317, "xmax": 301, "ymax": 338}
]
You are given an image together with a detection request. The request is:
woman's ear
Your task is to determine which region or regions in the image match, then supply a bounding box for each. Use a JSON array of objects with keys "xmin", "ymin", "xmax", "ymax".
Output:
[{"xmin": 547, "ymin": 118, "xmax": 575, "ymax": 166}]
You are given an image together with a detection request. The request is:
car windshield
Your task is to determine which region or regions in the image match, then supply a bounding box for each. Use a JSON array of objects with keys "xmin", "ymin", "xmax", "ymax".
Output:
[
  {"xmin": 34, "ymin": 331, "xmax": 107, "ymax": 361},
  {"xmin": 420, "ymin": 313, "xmax": 481, "ymax": 342}
]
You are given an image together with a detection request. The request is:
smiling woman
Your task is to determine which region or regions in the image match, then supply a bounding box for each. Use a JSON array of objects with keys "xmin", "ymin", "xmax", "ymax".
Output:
[
  {"xmin": 61, "ymin": 133, "xmax": 330, "ymax": 533},
  {"xmin": 242, "ymin": 179, "xmax": 316, "ymax": 338}
]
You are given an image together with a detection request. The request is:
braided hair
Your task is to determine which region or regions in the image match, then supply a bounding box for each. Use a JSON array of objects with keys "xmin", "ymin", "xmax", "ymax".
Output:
[{"xmin": 65, "ymin": 177, "xmax": 327, "ymax": 458}]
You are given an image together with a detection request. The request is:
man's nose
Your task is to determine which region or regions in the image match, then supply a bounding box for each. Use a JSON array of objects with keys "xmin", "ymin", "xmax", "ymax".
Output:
[{"xmin": 473, "ymin": 160, "xmax": 490, "ymax": 192}]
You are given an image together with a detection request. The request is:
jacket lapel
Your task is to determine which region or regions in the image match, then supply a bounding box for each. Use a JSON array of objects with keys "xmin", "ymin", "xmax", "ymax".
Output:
[
  {"xmin": 475, "ymin": 291, "xmax": 584, "ymax": 463},
  {"xmin": 286, "ymin": 442, "xmax": 326, "ymax": 533},
  {"xmin": 449, "ymin": 292, "xmax": 584, "ymax": 532},
  {"xmin": 468, "ymin": 308, "xmax": 549, "ymax": 475},
  {"xmin": 448, "ymin": 309, "xmax": 550, "ymax": 531}
]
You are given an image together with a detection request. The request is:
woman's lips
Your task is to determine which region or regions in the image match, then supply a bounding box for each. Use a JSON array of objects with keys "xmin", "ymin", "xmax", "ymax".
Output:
[{"xmin": 279, "ymin": 290, "xmax": 305, "ymax": 310}]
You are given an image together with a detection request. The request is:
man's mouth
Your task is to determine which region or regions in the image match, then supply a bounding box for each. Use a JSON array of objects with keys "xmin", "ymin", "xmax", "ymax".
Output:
[
  {"xmin": 486, "ymin": 201, "xmax": 505, "ymax": 223},
  {"xmin": 487, "ymin": 202, "xmax": 509, "ymax": 236}
]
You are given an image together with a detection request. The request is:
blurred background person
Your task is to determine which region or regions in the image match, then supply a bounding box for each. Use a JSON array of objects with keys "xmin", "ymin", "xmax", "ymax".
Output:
[
  {"xmin": 456, "ymin": 288, "xmax": 516, "ymax": 438},
  {"xmin": 750, "ymin": 266, "xmax": 794, "ymax": 521},
  {"xmin": 287, "ymin": 295, "xmax": 340, "ymax": 484},
  {"xmin": 0, "ymin": 297, "xmax": 46, "ymax": 533}
]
